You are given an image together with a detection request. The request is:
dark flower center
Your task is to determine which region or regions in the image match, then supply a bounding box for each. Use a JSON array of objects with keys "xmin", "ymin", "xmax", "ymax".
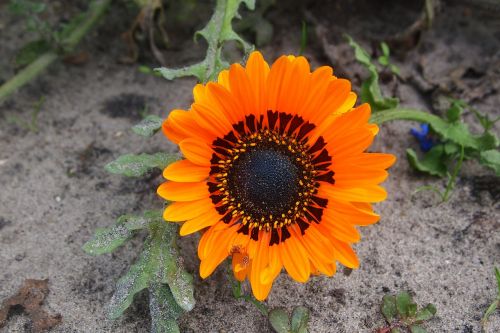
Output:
[
  {"xmin": 227, "ymin": 147, "xmax": 301, "ymax": 218},
  {"xmin": 207, "ymin": 111, "xmax": 335, "ymax": 243}
]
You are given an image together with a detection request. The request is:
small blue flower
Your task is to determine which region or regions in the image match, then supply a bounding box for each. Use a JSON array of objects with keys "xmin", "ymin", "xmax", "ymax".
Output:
[{"xmin": 410, "ymin": 123, "xmax": 435, "ymax": 152}]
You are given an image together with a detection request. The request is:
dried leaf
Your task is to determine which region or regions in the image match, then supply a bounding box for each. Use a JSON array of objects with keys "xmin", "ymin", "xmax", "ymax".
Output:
[{"xmin": 0, "ymin": 279, "xmax": 61, "ymax": 332}]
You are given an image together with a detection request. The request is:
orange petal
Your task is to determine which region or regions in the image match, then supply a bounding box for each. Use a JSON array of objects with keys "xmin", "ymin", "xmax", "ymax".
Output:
[
  {"xmin": 250, "ymin": 231, "xmax": 272, "ymax": 300},
  {"xmin": 327, "ymin": 200, "xmax": 380, "ymax": 226},
  {"xmin": 229, "ymin": 63, "xmax": 256, "ymax": 117},
  {"xmin": 265, "ymin": 55, "xmax": 291, "ymax": 113},
  {"xmin": 162, "ymin": 109, "xmax": 212, "ymax": 144},
  {"xmin": 332, "ymin": 166, "xmax": 389, "ymax": 186},
  {"xmin": 326, "ymin": 128, "xmax": 375, "ymax": 157},
  {"xmin": 163, "ymin": 197, "xmax": 214, "ymax": 221},
  {"xmin": 320, "ymin": 183, "xmax": 387, "ymax": 202},
  {"xmin": 317, "ymin": 215, "xmax": 361, "ymax": 243},
  {"xmin": 261, "ymin": 245, "xmax": 282, "ymax": 285},
  {"xmin": 192, "ymin": 103, "xmax": 233, "ymax": 139},
  {"xmin": 179, "ymin": 138, "xmax": 213, "ymax": 167},
  {"xmin": 207, "ymin": 81, "xmax": 244, "ymax": 124},
  {"xmin": 245, "ymin": 51, "xmax": 270, "ymax": 116},
  {"xmin": 180, "ymin": 208, "xmax": 221, "ymax": 236},
  {"xmin": 199, "ymin": 225, "xmax": 237, "ymax": 278},
  {"xmin": 157, "ymin": 181, "xmax": 209, "ymax": 201},
  {"xmin": 310, "ymin": 78, "xmax": 351, "ymax": 124},
  {"xmin": 280, "ymin": 235, "xmax": 310, "ymax": 282},
  {"xmin": 276, "ymin": 56, "xmax": 311, "ymax": 116},
  {"xmin": 334, "ymin": 153, "xmax": 396, "ymax": 170},
  {"xmin": 331, "ymin": 239, "xmax": 359, "ymax": 268},
  {"xmin": 292, "ymin": 225, "xmax": 336, "ymax": 276},
  {"xmin": 163, "ymin": 159, "xmax": 209, "ymax": 182}
]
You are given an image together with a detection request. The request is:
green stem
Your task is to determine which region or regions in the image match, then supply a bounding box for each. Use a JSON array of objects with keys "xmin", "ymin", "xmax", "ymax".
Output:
[
  {"xmin": 369, "ymin": 108, "xmax": 445, "ymax": 126},
  {"xmin": 242, "ymin": 295, "xmax": 269, "ymax": 316},
  {"xmin": 0, "ymin": 0, "xmax": 112, "ymax": 103},
  {"xmin": 442, "ymin": 145, "xmax": 464, "ymax": 202},
  {"xmin": 0, "ymin": 52, "xmax": 58, "ymax": 103}
]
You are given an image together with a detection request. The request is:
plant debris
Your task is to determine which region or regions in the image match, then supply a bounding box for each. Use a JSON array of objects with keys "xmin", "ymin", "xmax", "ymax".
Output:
[{"xmin": 0, "ymin": 279, "xmax": 62, "ymax": 332}]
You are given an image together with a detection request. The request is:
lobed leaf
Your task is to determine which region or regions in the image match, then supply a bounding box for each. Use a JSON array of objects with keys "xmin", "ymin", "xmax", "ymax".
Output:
[
  {"xmin": 149, "ymin": 282, "xmax": 184, "ymax": 333},
  {"xmin": 155, "ymin": 0, "xmax": 255, "ymax": 83},
  {"xmin": 406, "ymin": 146, "xmax": 447, "ymax": 177},
  {"xmin": 152, "ymin": 222, "xmax": 196, "ymax": 312},
  {"xmin": 132, "ymin": 115, "xmax": 163, "ymax": 137},
  {"xmin": 269, "ymin": 308, "xmax": 291, "ymax": 333},
  {"xmin": 107, "ymin": 239, "xmax": 154, "ymax": 319},
  {"xmin": 291, "ymin": 306, "xmax": 309, "ymax": 333},
  {"xmin": 105, "ymin": 152, "xmax": 179, "ymax": 177}
]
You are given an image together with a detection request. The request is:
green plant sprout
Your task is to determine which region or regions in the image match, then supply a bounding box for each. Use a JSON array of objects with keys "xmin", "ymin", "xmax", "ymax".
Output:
[
  {"xmin": 376, "ymin": 291, "xmax": 437, "ymax": 333},
  {"xmin": 299, "ymin": 21, "xmax": 308, "ymax": 56},
  {"xmin": 227, "ymin": 267, "xmax": 311, "ymax": 333},
  {"xmin": 347, "ymin": 36, "xmax": 500, "ymax": 202},
  {"xmin": 482, "ymin": 267, "xmax": 500, "ymax": 332},
  {"xmin": 155, "ymin": 0, "xmax": 255, "ymax": 83},
  {"xmin": 377, "ymin": 42, "xmax": 400, "ymax": 76},
  {"xmin": 0, "ymin": 0, "xmax": 112, "ymax": 103},
  {"xmin": 7, "ymin": 95, "xmax": 45, "ymax": 133}
]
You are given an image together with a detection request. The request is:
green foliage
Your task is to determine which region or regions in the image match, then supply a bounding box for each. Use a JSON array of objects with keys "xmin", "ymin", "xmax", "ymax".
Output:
[
  {"xmin": 377, "ymin": 42, "xmax": 400, "ymax": 75},
  {"xmin": 83, "ymin": 212, "xmax": 158, "ymax": 256},
  {"xmin": 234, "ymin": 0, "xmax": 275, "ymax": 47},
  {"xmin": 299, "ymin": 21, "xmax": 307, "ymax": 56},
  {"xmin": 132, "ymin": 115, "xmax": 164, "ymax": 137},
  {"xmin": 406, "ymin": 146, "xmax": 447, "ymax": 178},
  {"xmin": 83, "ymin": 210, "xmax": 195, "ymax": 331},
  {"xmin": 155, "ymin": 0, "xmax": 255, "ymax": 83},
  {"xmin": 15, "ymin": 40, "xmax": 52, "ymax": 67},
  {"xmin": 482, "ymin": 267, "xmax": 500, "ymax": 331},
  {"xmin": 345, "ymin": 35, "xmax": 399, "ymax": 112},
  {"xmin": 105, "ymin": 152, "xmax": 179, "ymax": 177},
  {"xmin": 377, "ymin": 291, "xmax": 436, "ymax": 333},
  {"xmin": 149, "ymin": 283, "xmax": 183, "ymax": 333},
  {"xmin": 269, "ymin": 307, "xmax": 310, "ymax": 333}
]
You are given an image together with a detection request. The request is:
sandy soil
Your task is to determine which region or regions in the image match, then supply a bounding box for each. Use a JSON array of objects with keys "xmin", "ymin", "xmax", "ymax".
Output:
[{"xmin": 0, "ymin": 1, "xmax": 499, "ymax": 332}]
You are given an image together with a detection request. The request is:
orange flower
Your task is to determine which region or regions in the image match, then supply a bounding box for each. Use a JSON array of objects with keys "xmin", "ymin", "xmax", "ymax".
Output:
[{"xmin": 158, "ymin": 51, "xmax": 395, "ymax": 300}]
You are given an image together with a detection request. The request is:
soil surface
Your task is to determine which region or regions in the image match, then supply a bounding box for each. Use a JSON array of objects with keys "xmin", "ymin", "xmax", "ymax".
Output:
[{"xmin": 1, "ymin": 1, "xmax": 499, "ymax": 332}]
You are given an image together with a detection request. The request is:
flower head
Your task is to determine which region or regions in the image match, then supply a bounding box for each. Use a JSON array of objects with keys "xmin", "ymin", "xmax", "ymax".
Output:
[{"xmin": 158, "ymin": 51, "xmax": 395, "ymax": 300}]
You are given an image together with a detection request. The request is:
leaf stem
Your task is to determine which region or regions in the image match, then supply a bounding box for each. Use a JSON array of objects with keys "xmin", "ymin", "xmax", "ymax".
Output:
[
  {"xmin": 0, "ymin": 0, "xmax": 112, "ymax": 103},
  {"xmin": 370, "ymin": 108, "xmax": 445, "ymax": 126}
]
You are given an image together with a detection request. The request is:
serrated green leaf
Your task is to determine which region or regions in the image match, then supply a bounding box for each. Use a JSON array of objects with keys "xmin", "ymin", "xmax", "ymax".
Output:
[
  {"xmin": 409, "ymin": 325, "xmax": 427, "ymax": 333},
  {"xmin": 152, "ymin": 222, "xmax": 196, "ymax": 312},
  {"xmin": 381, "ymin": 295, "xmax": 397, "ymax": 323},
  {"xmin": 132, "ymin": 115, "xmax": 163, "ymax": 137},
  {"xmin": 406, "ymin": 146, "xmax": 447, "ymax": 177},
  {"xmin": 415, "ymin": 304, "xmax": 437, "ymax": 322},
  {"xmin": 269, "ymin": 308, "xmax": 291, "ymax": 333},
  {"xmin": 291, "ymin": 306, "xmax": 309, "ymax": 333},
  {"xmin": 105, "ymin": 152, "xmax": 179, "ymax": 177},
  {"xmin": 479, "ymin": 150, "xmax": 500, "ymax": 176},
  {"xmin": 107, "ymin": 239, "xmax": 154, "ymax": 319},
  {"xmin": 15, "ymin": 39, "xmax": 51, "ymax": 67},
  {"xmin": 149, "ymin": 282, "xmax": 183, "ymax": 333},
  {"xmin": 156, "ymin": 0, "xmax": 254, "ymax": 83},
  {"xmin": 396, "ymin": 292, "xmax": 412, "ymax": 318}
]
